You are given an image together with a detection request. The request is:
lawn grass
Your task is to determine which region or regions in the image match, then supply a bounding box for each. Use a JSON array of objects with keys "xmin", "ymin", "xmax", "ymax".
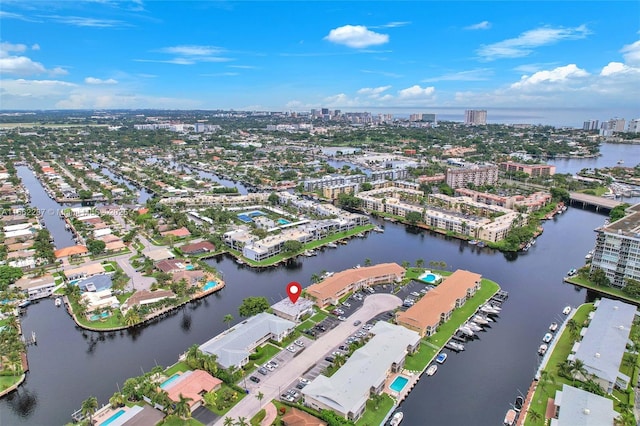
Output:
[
  {"xmin": 404, "ymin": 267, "xmax": 426, "ymax": 282},
  {"xmin": 404, "ymin": 340, "xmax": 439, "ymax": 371},
  {"xmin": 295, "ymin": 319, "xmax": 315, "ymax": 332},
  {"xmin": 247, "ymin": 343, "xmax": 281, "ymax": 368},
  {"xmin": 524, "ymin": 303, "xmax": 594, "ymax": 426},
  {"xmin": 207, "ymin": 383, "xmax": 247, "ymax": 416},
  {"xmin": 250, "ymin": 408, "xmax": 266, "ymax": 426},
  {"xmin": 355, "ymin": 393, "xmax": 394, "ymax": 426},
  {"xmin": 566, "ymin": 275, "xmax": 640, "ymax": 305},
  {"xmin": 160, "ymin": 415, "xmax": 203, "ymax": 425},
  {"xmin": 310, "ymin": 311, "xmax": 328, "ymax": 323},
  {"xmin": 0, "ymin": 375, "xmax": 22, "ymax": 391},
  {"xmin": 164, "ymin": 361, "xmax": 190, "ymax": 376}
]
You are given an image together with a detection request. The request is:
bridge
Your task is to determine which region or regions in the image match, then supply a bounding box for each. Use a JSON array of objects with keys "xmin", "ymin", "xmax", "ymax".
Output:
[{"xmin": 569, "ymin": 192, "xmax": 623, "ymax": 211}]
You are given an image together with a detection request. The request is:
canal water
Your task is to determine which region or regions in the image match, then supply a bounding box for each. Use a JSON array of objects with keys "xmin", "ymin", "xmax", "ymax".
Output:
[
  {"xmin": 549, "ymin": 142, "xmax": 640, "ymax": 174},
  {"xmin": 0, "ymin": 149, "xmax": 636, "ymax": 425}
]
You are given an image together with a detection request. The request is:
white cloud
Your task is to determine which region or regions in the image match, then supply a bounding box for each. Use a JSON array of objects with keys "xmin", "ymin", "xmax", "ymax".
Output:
[
  {"xmin": 159, "ymin": 45, "xmax": 224, "ymax": 56},
  {"xmin": 42, "ymin": 15, "xmax": 128, "ymax": 28},
  {"xmin": 0, "ymin": 56, "xmax": 47, "ymax": 75},
  {"xmin": 511, "ymin": 64, "xmax": 589, "ymax": 89},
  {"xmin": 398, "ymin": 85, "xmax": 435, "ymax": 99},
  {"xmin": 465, "ymin": 21, "xmax": 491, "ymax": 30},
  {"xmin": 324, "ymin": 25, "xmax": 389, "ymax": 48},
  {"xmin": 357, "ymin": 86, "xmax": 392, "ymax": 96},
  {"xmin": 600, "ymin": 61, "xmax": 640, "ymax": 76},
  {"xmin": 621, "ymin": 40, "xmax": 640, "ymax": 65},
  {"xmin": 423, "ymin": 69, "xmax": 492, "ymax": 82},
  {"xmin": 0, "ymin": 42, "xmax": 28, "ymax": 56},
  {"xmin": 31, "ymin": 44, "xmax": 41, "ymax": 51},
  {"xmin": 374, "ymin": 21, "xmax": 411, "ymax": 29},
  {"xmin": 477, "ymin": 25, "xmax": 590, "ymax": 60},
  {"xmin": 84, "ymin": 77, "xmax": 118, "ymax": 85},
  {"xmin": 139, "ymin": 45, "xmax": 231, "ymax": 64}
]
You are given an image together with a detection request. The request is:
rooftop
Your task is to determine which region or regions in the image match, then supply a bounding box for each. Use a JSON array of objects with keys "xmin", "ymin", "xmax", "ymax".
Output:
[
  {"xmin": 550, "ymin": 384, "xmax": 616, "ymax": 426},
  {"xmin": 602, "ymin": 209, "xmax": 640, "ymax": 238},
  {"xmin": 271, "ymin": 297, "xmax": 314, "ymax": 318},
  {"xmin": 164, "ymin": 370, "xmax": 222, "ymax": 408}
]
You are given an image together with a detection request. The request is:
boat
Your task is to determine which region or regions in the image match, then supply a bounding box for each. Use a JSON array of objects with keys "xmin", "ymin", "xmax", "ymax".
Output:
[
  {"xmin": 235, "ymin": 258, "xmax": 245, "ymax": 265},
  {"xmin": 55, "ymin": 297, "xmax": 62, "ymax": 307},
  {"xmin": 549, "ymin": 322, "xmax": 558, "ymax": 332},
  {"xmin": 468, "ymin": 239, "xmax": 478, "ymax": 245},
  {"xmin": 514, "ymin": 396, "xmax": 524, "ymax": 412},
  {"xmin": 477, "ymin": 241, "xmax": 486, "ymax": 248},
  {"xmin": 585, "ymin": 253, "xmax": 592, "ymax": 260},
  {"xmin": 18, "ymin": 300, "xmax": 31, "ymax": 309},
  {"xmin": 567, "ymin": 268, "xmax": 577, "ymax": 276},
  {"xmin": 542, "ymin": 333, "xmax": 553, "ymax": 343},
  {"xmin": 531, "ymin": 239, "xmax": 536, "ymax": 245},
  {"xmin": 326, "ymin": 242, "xmax": 338, "ymax": 248},
  {"xmin": 538, "ymin": 344, "xmax": 548, "ymax": 355},
  {"xmin": 445, "ymin": 341, "xmax": 465, "ymax": 352},
  {"xmin": 562, "ymin": 306, "xmax": 571, "ymax": 315},
  {"xmin": 458, "ymin": 326, "xmax": 475, "ymax": 337},
  {"xmin": 472, "ymin": 315, "xmax": 489, "ymax": 325},
  {"xmin": 618, "ymin": 159, "xmax": 624, "ymax": 164},
  {"xmin": 373, "ymin": 226, "xmax": 384, "ymax": 233},
  {"xmin": 426, "ymin": 364, "xmax": 438, "ymax": 376},
  {"xmin": 466, "ymin": 322, "xmax": 483, "ymax": 332},
  {"xmin": 504, "ymin": 409, "xmax": 517, "ymax": 426},
  {"xmin": 390, "ymin": 412, "xmax": 404, "ymax": 426},
  {"xmin": 435, "ymin": 353, "xmax": 448, "ymax": 364}
]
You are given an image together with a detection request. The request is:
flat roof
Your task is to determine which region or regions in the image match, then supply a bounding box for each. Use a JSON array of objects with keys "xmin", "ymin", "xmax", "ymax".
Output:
[
  {"xmin": 302, "ymin": 322, "xmax": 420, "ymax": 416},
  {"xmin": 551, "ymin": 384, "xmax": 616, "ymax": 426},
  {"xmin": 199, "ymin": 312, "xmax": 295, "ymax": 369},
  {"xmin": 602, "ymin": 210, "xmax": 640, "ymax": 238},
  {"xmin": 271, "ymin": 297, "xmax": 314, "ymax": 318},
  {"xmin": 396, "ymin": 269, "xmax": 482, "ymax": 331},
  {"xmin": 574, "ymin": 298, "xmax": 636, "ymax": 383}
]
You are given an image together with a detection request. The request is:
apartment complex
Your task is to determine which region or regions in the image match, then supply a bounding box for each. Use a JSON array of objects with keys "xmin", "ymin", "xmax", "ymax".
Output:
[
  {"xmin": 499, "ymin": 161, "xmax": 556, "ymax": 177},
  {"xmin": 548, "ymin": 385, "xmax": 617, "ymax": 426},
  {"xmin": 305, "ymin": 263, "xmax": 405, "ymax": 308},
  {"xmin": 445, "ymin": 165, "xmax": 499, "ymax": 189},
  {"xmin": 590, "ymin": 203, "xmax": 640, "ymax": 288},
  {"xmin": 455, "ymin": 188, "xmax": 552, "ymax": 212},
  {"xmin": 569, "ymin": 298, "xmax": 636, "ymax": 393},
  {"xmin": 464, "ymin": 109, "xmax": 487, "ymax": 125},
  {"xmin": 302, "ymin": 322, "xmax": 420, "ymax": 421},
  {"xmin": 396, "ymin": 270, "xmax": 482, "ymax": 337}
]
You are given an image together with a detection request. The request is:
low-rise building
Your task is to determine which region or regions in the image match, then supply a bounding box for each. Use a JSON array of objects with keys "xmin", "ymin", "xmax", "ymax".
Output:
[
  {"xmin": 548, "ymin": 384, "xmax": 617, "ymax": 426},
  {"xmin": 499, "ymin": 161, "xmax": 556, "ymax": 177},
  {"xmin": 396, "ymin": 270, "xmax": 482, "ymax": 337},
  {"xmin": 164, "ymin": 370, "xmax": 222, "ymax": 413},
  {"xmin": 199, "ymin": 312, "xmax": 295, "ymax": 369},
  {"xmin": 302, "ymin": 322, "xmax": 420, "ymax": 421},
  {"xmin": 306, "ymin": 263, "xmax": 405, "ymax": 308},
  {"xmin": 271, "ymin": 296, "xmax": 315, "ymax": 322},
  {"xmin": 14, "ymin": 274, "xmax": 57, "ymax": 300},
  {"xmin": 569, "ymin": 298, "xmax": 636, "ymax": 393}
]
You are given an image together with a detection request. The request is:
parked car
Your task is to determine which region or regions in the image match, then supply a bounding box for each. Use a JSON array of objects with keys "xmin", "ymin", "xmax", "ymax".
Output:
[
  {"xmin": 294, "ymin": 340, "xmax": 304, "ymax": 347},
  {"xmin": 339, "ymin": 345, "xmax": 349, "ymax": 351},
  {"xmin": 325, "ymin": 356, "xmax": 335, "ymax": 363},
  {"xmin": 353, "ymin": 320, "xmax": 362, "ymax": 326},
  {"xmin": 287, "ymin": 345, "xmax": 297, "ymax": 353},
  {"xmin": 249, "ymin": 376, "xmax": 260, "ymax": 383},
  {"xmin": 265, "ymin": 364, "xmax": 275, "ymax": 371},
  {"xmin": 268, "ymin": 360, "xmax": 279, "ymax": 368},
  {"xmin": 411, "ymin": 291, "xmax": 420, "ymax": 297},
  {"xmin": 296, "ymin": 383, "xmax": 306, "ymax": 389},
  {"xmin": 343, "ymin": 302, "xmax": 351, "ymax": 307},
  {"xmin": 258, "ymin": 367, "xmax": 268, "ymax": 375},
  {"xmin": 299, "ymin": 378, "xmax": 311, "ymax": 385},
  {"xmin": 338, "ymin": 316, "xmax": 347, "ymax": 321}
]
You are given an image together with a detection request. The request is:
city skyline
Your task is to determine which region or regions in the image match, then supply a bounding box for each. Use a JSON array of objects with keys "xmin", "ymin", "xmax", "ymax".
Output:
[{"xmin": 1, "ymin": 1, "xmax": 639, "ymax": 126}]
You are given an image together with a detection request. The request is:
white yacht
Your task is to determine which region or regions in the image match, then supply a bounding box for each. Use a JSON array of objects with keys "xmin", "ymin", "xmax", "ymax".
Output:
[{"xmin": 390, "ymin": 412, "xmax": 404, "ymax": 425}]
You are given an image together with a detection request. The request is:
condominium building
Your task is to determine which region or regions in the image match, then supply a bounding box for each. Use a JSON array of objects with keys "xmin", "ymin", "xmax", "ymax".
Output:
[
  {"xmin": 628, "ymin": 118, "xmax": 640, "ymax": 133},
  {"xmin": 548, "ymin": 385, "xmax": 617, "ymax": 426},
  {"xmin": 396, "ymin": 270, "xmax": 482, "ymax": 337},
  {"xmin": 582, "ymin": 119, "xmax": 599, "ymax": 131},
  {"xmin": 590, "ymin": 203, "xmax": 640, "ymax": 288},
  {"xmin": 454, "ymin": 188, "xmax": 552, "ymax": 212},
  {"xmin": 303, "ymin": 174, "xmax": 366, "ymax": 192},
  {"xmin": 445, "ymin": 165, "xmax": 499, "ymax": 189},
  {"xmin": 499, "ymin": 161, "xmax": 556, "ymax": 177},
  {"xmin": 306, "ymin": 263, "xmax": 405, "ymax": 308},
  {"xmin": 302, "ymin": 322, "xmax": 420, "ymax": 421},
  {"xmin": 464, "ymin": 109, "xmax": 487, "ymax": 125}
]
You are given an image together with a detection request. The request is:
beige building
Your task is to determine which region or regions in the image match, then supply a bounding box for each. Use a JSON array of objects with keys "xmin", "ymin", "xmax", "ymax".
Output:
[{"xmin": 445, "ymin": 165, "xmax": 498, "ymax": 189}]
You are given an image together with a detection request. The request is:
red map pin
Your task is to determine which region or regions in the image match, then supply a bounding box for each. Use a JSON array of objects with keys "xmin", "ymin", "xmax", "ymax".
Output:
[{"xmin": 287, "ymin": 281, "xmax": 302, "ymax": 304}]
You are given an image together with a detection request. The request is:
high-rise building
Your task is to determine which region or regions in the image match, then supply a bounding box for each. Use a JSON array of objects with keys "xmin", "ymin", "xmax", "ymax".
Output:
[
  {"xmin": 600, "ymin": 118, "xmax": 626, "ymax": 136},
  {"xmin": 422, "ymin": 113, "xmax": 437, "ymax": 124},
  {"xmin": 627, "ymin": 118, "xmax": 640, "ymax": 133},
  {"xmin": 321, "ymin": 108, "xmax": 329, "ymax": 115},
  {"xmin": 583, "ymin": 119, "xmax": 599, "ymax": 131},
  {"xmin": 590, "ymin": 204, "xmax": 640, "ymax": 288},
  {"xmin": 464, "ymin": 110, "xmax": 487, "ymax": 125},
  {"xmin": 445, "ymin": 164, "xmax": 498, "ymax": 189}
]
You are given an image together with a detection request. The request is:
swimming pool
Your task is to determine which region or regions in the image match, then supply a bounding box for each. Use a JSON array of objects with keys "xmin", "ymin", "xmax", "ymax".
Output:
[
  {"xmin": 160, "ymin": 373, "xmax": 181, "ymax": 389},
  {"xmin": 203, "ymin": 281, "xmax": 217, "ymax": 291},
  {"xmin": 277, "ymin": 218, "xmax": 291, "ymax": 225},
  {"xmin": 89, "ymin": 311, "xmax": 110, "ymax": 321},
  {"xmin": 389, "ymin": 376, "xmax": 409, "ymax": 392},
  {"xmin": 99, "ymin": 409, "xmax": 125, "ymax": 426},
  {"xmin": 418, "ymin": 271, "xmax": 441, "ymax": 284},
  {"xmin": 185, "ymin": 264, "xmax": 195, "ymax": 271}
]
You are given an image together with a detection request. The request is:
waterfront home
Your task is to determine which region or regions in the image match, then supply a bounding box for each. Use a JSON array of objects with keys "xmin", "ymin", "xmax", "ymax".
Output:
[
  {"xmin": 547, "ymin": 384, "xmax": 616, "ymax": 426},
  {"xmin": 199, "ymin": 312, "xmax": 295, "ymax": 369},
  {"xmin": 179, "ymin": 241, "xmax": 216, "ymax": 255},
  {"xmin": 144, "ymin": 248, "xmax": 175, "ymax": 262},
  {"xmin": 54, "ymin": 245, "xmax": 89, "ymax": 259},
  {"xmin": 396, "ymin": 270, "xmax": 482, "ymax": 337},
  {"xmin": 14, "ymin": 274, "xmax": 57, "ymax": 301},
  {"xmin": 64, "ymin": 263, "xmax": 105, "ymax": 280},
  {"xmin": 305, "ymin": 263, "xmax": 405, "ymax": 308},
  {"xmin": 154, "ymin": 258, "xmax": 186, "ymax": 273},
  {"xmin": 302, "ymin": 322, "xmax": 420, "ymax": 421},
  {"xmin": 171, "ymin": 270, "xmax": 205, "ymax": 286},
  {"xmin": 569, "ymin": 298, "xmax": 636, "ymax": 393},
  {"xmin": 271, "ymin": 297, "xmax": 315, "ymax": 322},
  {"xmin": 121, "ymin": 289, "xmax": 176, "ymax": 312},
  {"xmin": 164, "ymin": 370, "xmax": 222, "ymax": 413},
  {"xmin": 161, "ymin": 227, "xmax": 191, "ymax": 238},
  {"xmin": 81, "ymin": 289, "xmax": 120, "ymax": 312}
]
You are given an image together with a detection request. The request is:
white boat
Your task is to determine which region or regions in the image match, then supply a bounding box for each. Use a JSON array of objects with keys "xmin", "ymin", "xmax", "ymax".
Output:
[
  {"xmin": 467, "ymin": 322, "xmax": 483, "ymax": 332},
  {"xmin": 549, "ymin": 322, "xmax": 558, "ymax": 332},
  {"xmin": 390, "ymin": 412, "xmax": 404, "ymax": 426},
  {"xmin": 542, "ymin": 333, "xmax": 553, "ymax": 343},
  {"xmin": 458, "ymin": 326, "xmax": 475, "ymax": 336},
  {"xmin": 567, "ymin": 268, "xmax": 577, "ymax": 276},
  {"xmin": 326, "ymin": 242, "xmax": 338, "ymax": 248},
  {"xmin": 468, "ymin": 239, "xmax": 478, "ymax": 245},
  {"xmin": 504, "ymin": 409, "xmax": 517, "ymax": 426},
  {"xmin": 55, "ymin": 297, "xmax": 62, "ymax": 307},
  {"xmin": 426, "ymin": 365, "xmax": 438, "ymax": 376},
  {"xmin": 562, "ymin": 306, "xmax": 571, "ymax": 315},
  {"xmin": 472, "ymin": 315, "xmax": 489, "ymax": 325},
  {"xmin": 538, "ymin": 344, "xmax": 548, "ymax": 355},
  {"xmin": 531, "ymin": 239, "xmax": 536, "ymax": 245}
]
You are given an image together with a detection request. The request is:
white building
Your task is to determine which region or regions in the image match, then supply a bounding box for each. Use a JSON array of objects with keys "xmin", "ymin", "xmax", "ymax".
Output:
[{"xmin": 464, "ymin": 109, "xmax": 487, "ymax": 125}]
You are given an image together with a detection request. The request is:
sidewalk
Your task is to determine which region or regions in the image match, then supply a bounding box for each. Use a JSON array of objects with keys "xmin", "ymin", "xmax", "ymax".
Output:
[{"xmin": 261, "ymin": 402, "xmax": 277, "ymax": 426}]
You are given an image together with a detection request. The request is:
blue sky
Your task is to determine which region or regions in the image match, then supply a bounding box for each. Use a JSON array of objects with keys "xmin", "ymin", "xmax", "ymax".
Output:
[{"xmin": 1, "ymin": 1, "xmax": 639, "ymax": 125}]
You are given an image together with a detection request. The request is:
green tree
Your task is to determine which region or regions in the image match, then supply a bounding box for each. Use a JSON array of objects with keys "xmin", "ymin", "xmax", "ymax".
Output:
[
  {"xmin": 401, "ymin": 260, "xmax": 410, "ymax": 269},
  {"xmin": 610, "ymin": 203, "xmax": 631, "ymax": 222},
  {"xmin": 224, "ymin": 417, "xmax": 234, "ymax": 426},
  {"xmin": 405, "ymin": 211, "xmax": 422, "ymax": 225},
  {"xmin": 416, "ymin": 259, "xmax": 424, "ymax": 268},
  {"xmin": 124, "ymin": 308, "xmax": 141, "ymax": 327},
  {"xmin": 109, "ymin": 392, "xmax": 125, "ymax": 409},
  {"xmin": 623, "ymin": 278, "xmax": 640, "ymax": 298},
  {"xmin": 566, "ymin": 319, "xmax": 580, "ymax": 338},
  {"xmin": 527, "ymin": 410, "xmax": 542, "ymax": 424},
  {"xmin": 336, "ymin": 193, "xmax": 362, "ymax": 209},
  {"xmin": 364, "ymin": 258, "xmax": 372, "ymax": 267},
  {"xmin": 268, "ymin": 192, "xmax": 279, "ymax": 205},
  {"xmin": 360, "ymin": 182, "xmax": 372, "ymax": 191},
  {"xmin": 81, "ymin": 396, "xmax": 98, "ymax": 424},
  {"xmin": 591, "ymin": 268, "xmax": 610, "ymax": 287},
  {"xmin": 174, "ymin": 393, "xmax": 193, "ymax": 419},
  {"xmin": 238, "ymin": 296, "xmax": 270, "ymax": 317},
  {"xmin": 255, "ymin": 391, "xmax": 264, "ymax": 409},
  {"xmin": 571, "ymin": 359, "xmax": 588, "ymax": 385},
  {"xmin": 236, "ymin": 416, "xmax": 249, "ymax": 426},
  {"xmin": 86, "ymin": 239, "xmax": 106, "ymax": 255},
  {"xmin": 549, "ymin": 187, "xmax": 570, "ymax": 203},
  {"xmin": 223, "ymin": 314, "xmax": 234, "ymax": 329},
  {"xmin": 282, "ymin": 240, "xmax": 303, "ymax": 254},
  {"xmin": 0, "ymin": 265, "xmax": 24, "ymax": 290}
]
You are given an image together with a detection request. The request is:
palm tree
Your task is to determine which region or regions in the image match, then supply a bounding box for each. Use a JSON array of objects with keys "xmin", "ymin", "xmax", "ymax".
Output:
[
  {"xmin": 527, "ymin": 410, "xmax": 542, "ymax": 424},
  {"xmin": 538, "ymin": 369, "xmax": 555, "ymax": 392},
  {"xmin": 401, "ymin": 260, "xmax": 410, "ymax": 269},
  {"xmin": 224, "ymin": 417, "xmax": 234, "ymax": 426},
  {"xmin": 81, "ymin": 396, "xmax": 98, "ymax": 424},
  {"xmin": 236, "ymin": 416, "xmax": 249, "ymax": 426},
  {"xmin": 364, "ymin": 258, "xmax": 372, "ymax": 267},
  {"xmin": 223, "ymin": 314, "xmax": 234, "ymax": 329},
  {"xmin": 566, "ymin": 319, "xmax": 580, "ymax": 338},
  {"xmin": 255, "ymin": 391, "xmax": 264, "ymax": 409},
  {"xmin": 124, "ymin": 308, "xmax": 141, "ymax": 327},
  {"xmin": 571, "ymin": 359, "xmax": 589, "ymax": 384},
  {"xmin": 174, "ymin": 393, "xmax": 193, "ymax": 419},
  {"xmin": 109, "ymin": 392, "xmax": 125, "ymax": 408},
  {"xmin": 415, "ymin": 259, "xmax": 424, "ymax": 268}
]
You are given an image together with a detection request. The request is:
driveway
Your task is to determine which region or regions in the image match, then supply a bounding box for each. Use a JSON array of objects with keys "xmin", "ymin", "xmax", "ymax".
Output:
[{"xmin": 212, "ymin": 293, "xmax": 402, "ymax": 426}]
